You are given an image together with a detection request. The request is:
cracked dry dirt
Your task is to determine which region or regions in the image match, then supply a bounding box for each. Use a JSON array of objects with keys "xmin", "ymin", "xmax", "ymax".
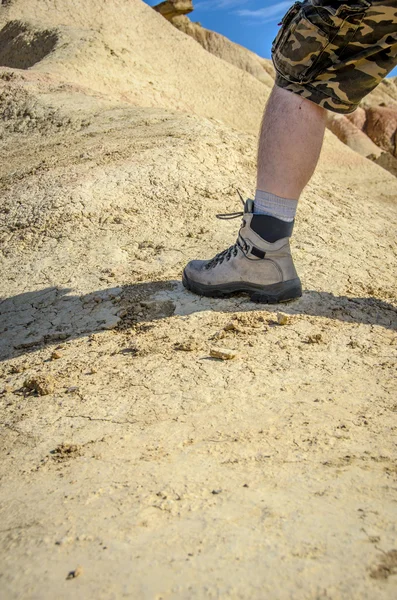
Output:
[
  {"xmin": 0, "ymin": 1, "xmax": 397, "ymax": 598},
  {"xmin": 1, "ymin": 104, "xmax": 396, "ymax": 600}
]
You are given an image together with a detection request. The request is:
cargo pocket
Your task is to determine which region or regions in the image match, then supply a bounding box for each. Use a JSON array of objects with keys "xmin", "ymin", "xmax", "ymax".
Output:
[
  {"xmin": 271, "ymin": 2, "xmax": 303, "ymax": 55},
  {"xmin": 272, "ymin": 0, "xmax": 371, "ymax": 85}
]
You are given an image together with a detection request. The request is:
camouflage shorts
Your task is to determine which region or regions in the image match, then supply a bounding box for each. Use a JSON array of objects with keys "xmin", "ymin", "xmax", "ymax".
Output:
[{"xmin": 272, "ymin": 0, "xmax": 397, "ymax": 113}]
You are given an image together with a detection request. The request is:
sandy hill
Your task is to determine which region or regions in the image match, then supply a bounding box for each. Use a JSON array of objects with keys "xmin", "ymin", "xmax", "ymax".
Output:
[
  {"xmin": 152, "ymin": 1, "xmax": 397, "ymax": 175},
  {"xmin": 0, "ymin": 0, "xmax": 269, "ymax": 133},
  {"xmin": 170, "ymin": 13, "xmax": 275, "ymax": 87},
  {"xmin": 0, "ymin": 1, "xmax": 396, "ymax": 599}
]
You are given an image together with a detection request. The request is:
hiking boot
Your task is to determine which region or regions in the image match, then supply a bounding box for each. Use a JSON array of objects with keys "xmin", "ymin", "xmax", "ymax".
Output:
[{"xmin": 182, "ymin": 195, "xmax": 302, "ymax": 303}]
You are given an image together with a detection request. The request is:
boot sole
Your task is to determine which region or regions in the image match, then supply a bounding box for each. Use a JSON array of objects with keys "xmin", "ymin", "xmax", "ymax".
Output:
[{"xmin": 182, "ymin": 271, "xmax": 302, "ymax": 304}]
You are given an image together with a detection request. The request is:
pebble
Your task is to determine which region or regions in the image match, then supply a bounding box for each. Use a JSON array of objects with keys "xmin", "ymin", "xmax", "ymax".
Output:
[
  {"xmin": 102, "ymin": 317, "xmax": 120, "ymax": 330},
  {"xmin": 277, "ymin": 312, "xmax": 289, "ymax": 325},
  {"xmin": 210, "ymin": 347, "xmax": 237, "ymax": 360},
  {"xmin": 24, "ymin": 375, "xmax": 56, "ymax": 396},
  {"xmin": 306, "ymin": 333, "xmax": 323, "ymax": 344},
  {"xmin": 224, "ymin": 321, "xmax": 244, "ymax": 333},
  {"xmin": 211, "ymin": 330, "xmax": 226, "ymax": 340},
  {"xmin": 175, "ymin": 340, "xmax": 199, "ymax": 352},
  {"xmin": 9, "ymin": 365, "xmax": 25, "ymax": 374},
  {"xmin": 66, "ymin": 566, "xmax": 83, "ymax": 580}
]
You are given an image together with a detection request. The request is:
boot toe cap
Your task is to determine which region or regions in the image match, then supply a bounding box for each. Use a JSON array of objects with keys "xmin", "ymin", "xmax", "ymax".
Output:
[{"xmin": 184, "ymin": 259, "xmax": 209, "ymax": 282}]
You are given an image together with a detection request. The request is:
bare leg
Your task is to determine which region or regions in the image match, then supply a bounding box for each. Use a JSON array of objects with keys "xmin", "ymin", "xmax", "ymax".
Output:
[
  {"xmin": 257, "ymin": 85, "xmax": 327, "ymax": 199},
  {"xmin": 183, "ymin": 86, "xmax": 325, "ymax": 302}
]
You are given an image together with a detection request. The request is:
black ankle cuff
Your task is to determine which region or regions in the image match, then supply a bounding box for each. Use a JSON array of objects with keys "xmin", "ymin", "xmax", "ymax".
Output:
[{"xmin": 250, "ymin": 215, "xmax": 294, "ymax": 242}]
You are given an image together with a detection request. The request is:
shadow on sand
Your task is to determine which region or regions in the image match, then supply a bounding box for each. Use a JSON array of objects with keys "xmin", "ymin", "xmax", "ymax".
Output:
[{"xmin": 1, "ymin": 279, "xmax": 396, "ymax": 362}]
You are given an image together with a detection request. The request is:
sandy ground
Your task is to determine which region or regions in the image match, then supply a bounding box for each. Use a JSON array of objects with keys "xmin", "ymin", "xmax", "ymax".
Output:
[{"xmin": 0, "ymin": 1, "xmax": 396, "ymax": 598}]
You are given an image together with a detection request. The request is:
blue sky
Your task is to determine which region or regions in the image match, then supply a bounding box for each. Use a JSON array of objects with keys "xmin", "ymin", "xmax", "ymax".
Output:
[
  {"xmin": 144, "ymin": 0, "xmax": 397, "ymax": 76},
  {"xmin": 144, "ymin": 0, "xmax": 289, "ymax": 59}
]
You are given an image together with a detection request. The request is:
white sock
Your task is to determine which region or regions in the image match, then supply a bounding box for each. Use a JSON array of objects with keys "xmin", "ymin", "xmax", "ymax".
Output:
[{"xmin": 254, "ymin": 190, "xmax": 298, "ymax": 222}]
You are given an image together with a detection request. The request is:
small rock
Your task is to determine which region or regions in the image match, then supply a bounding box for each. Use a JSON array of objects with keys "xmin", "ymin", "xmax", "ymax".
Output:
[
  {"xmin": 109, "ymin": 290, "xmax": 122, "ymax": 299},
  {"xmin": 66, "ymin": 566, "xmax": 83, "ymax": 580},
  {"xmin": 306, "ymin": 333, "xmax": 323, "ymax": 344},
  {"xmin": 211, "ymin": 330, "xmax": 226, "ymax": 341},
  {"xmin": 212, "ymin": 489, "xmax": 222, "ymax": 495},
  {"xmin": 102, "ymin": 317, "xmax": 120, "ymax": 330},
  {"xmin": 175, "ymin": 340, "xmax": 199, "ymax": 352},
  {"xmin": 210, "ymin": 348, "xmax": 237, "ymax": 360},
  {"xmin": 66, "ymin": 386, "xmax": 79, "ymax": 394},
  {"xmin": 277, "ymin": 313, "xmax": 289, "ymax": 326},
  {"xmin": 120, "ymin": 343, "xmax": 139, "ymax": 356},
  {"xmin": 51, "ymin": 443, "xmax": 82, "ymax": 462},
  {"xmin": 348, "ymin": 339, "xmax": 361, "ymax": 349},
  {"xmin": 51, "ymin": 351, "xmax": 62, "ymax": 360},
  {"xmin": 224, "ymin": 321, "xmax": 245, "ymax": 333},
  {"xmin": 9, "ymin": 365, "xmax": 25, "ymax": 374},
  {"xmin": 49, "ymin": 333, "xmax": 69, "ymax": 341},
  {"xmin": 24, "ymin": 375, "xmax": 56, "ymax": 396}
]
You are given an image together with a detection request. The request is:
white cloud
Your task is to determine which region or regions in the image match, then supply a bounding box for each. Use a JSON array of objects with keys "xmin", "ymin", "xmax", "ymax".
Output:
[{"xmin": 237, "ymin": 1, "xmax": 293, "ymax": 23}]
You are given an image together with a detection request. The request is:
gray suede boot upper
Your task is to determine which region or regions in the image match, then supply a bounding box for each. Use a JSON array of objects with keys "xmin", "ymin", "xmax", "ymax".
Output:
[{"xmin": 182, "ymin": 198, "xmax": 302, "ymax": 304}]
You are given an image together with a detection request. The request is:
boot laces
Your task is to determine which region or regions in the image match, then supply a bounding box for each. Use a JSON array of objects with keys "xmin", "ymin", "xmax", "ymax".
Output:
[
  {"xmin": 205, "ymin": 191, "xmax": 249, "ymax": 270},
  {"xmin": 205, "ymin": 243, "xmax": 240, "ymax": 269},
  {"xmin": 215, "ymin": 189, "xmax": 245, "ymax": 220}
]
